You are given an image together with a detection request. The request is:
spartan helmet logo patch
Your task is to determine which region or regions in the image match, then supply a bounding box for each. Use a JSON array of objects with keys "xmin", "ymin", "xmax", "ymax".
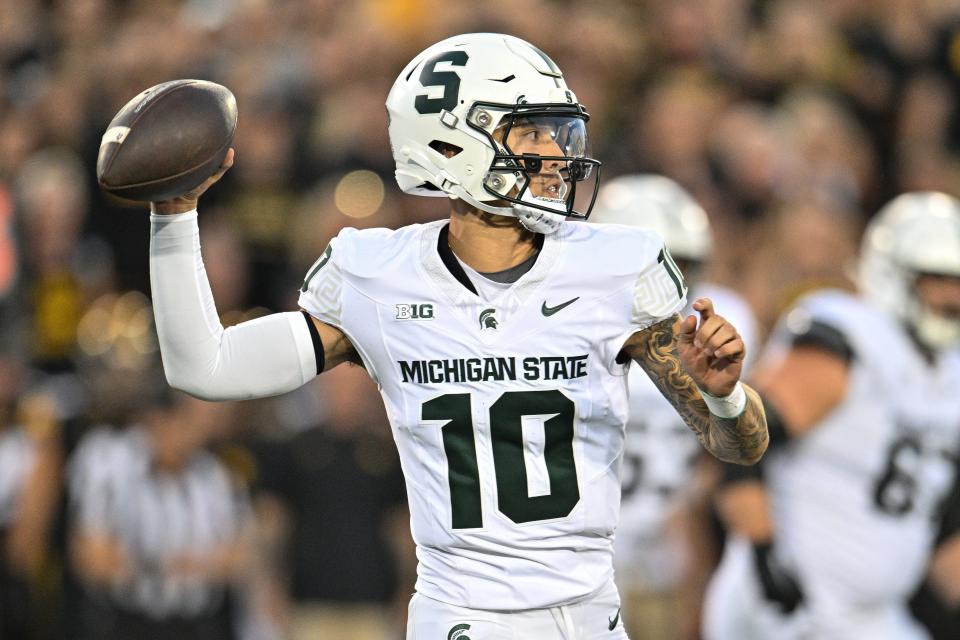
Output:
[
  {"xmin": 447, "ymin": 623, "xmax": 471, "ymax": 640},
  {"xmin": 479, "ymin": 308, "xmax": 498, "ymax": 330}
]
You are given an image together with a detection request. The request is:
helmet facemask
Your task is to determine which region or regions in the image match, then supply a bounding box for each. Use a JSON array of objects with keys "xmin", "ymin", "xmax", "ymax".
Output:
[
  {"xmin": 908, "ymin": 273, "xmax": 960, "ymax": 350},
  {"xmin": 859, "ymin": 192, "xmax": 960, "ymax": 352},
  {"xmin": 465, "ymin": 102, "xmax": 601, "ymax": 233}
]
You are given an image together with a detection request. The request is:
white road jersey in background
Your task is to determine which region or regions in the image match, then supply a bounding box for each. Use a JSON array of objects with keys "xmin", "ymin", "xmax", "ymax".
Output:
[
  {"xmin": 614, "ymin": 284, "xmax": 758, "ymax": 591},
  {"xmin": 705, "ymin": 289, "xmax": 960, "ymax": 640},
  {"xmin": 299, "ymin": 220, "xmax": 686, "ymax": 610}
]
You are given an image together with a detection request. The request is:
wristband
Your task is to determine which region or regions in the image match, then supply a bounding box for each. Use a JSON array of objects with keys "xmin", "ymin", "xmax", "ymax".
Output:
[
  {"xmin": 699, "ymin": 381, "xmax": 747, "ymax": 418},
  {"xmin": 150, "ymin": 208, "xmax": 198, "ymax": 223}
]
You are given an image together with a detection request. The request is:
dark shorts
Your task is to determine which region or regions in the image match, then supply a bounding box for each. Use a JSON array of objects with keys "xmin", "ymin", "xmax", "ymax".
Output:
[
  {"xmin": 77, "ymin": 596, "xmax": 234, "ymax": 640},
  {"xmin": 0, "ymin": 558, "xmax": 31, "ymax": 639}
]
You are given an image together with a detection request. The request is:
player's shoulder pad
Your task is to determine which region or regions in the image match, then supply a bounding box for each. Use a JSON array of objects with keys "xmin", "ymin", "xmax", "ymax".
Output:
[
  {"xmin": 563, "ymin": 222, "xmax": 666, "ymax": 278},
  {"xmin": 793, "ymin": 289, "xmax": 889, "ymax": 334},
  {"xmin": 781, "ymin": 289, "xmax": 899, "ymax": 363},
  {"xmin": 326, "ymin": 223, "xmax": 425, "ymax": 280}
]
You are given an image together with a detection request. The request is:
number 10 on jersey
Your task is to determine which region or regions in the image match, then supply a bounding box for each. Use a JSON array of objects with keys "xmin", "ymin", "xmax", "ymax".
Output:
[{"xmin": 423, "ymin": 390, "xmax": 580, "ymax": 529}]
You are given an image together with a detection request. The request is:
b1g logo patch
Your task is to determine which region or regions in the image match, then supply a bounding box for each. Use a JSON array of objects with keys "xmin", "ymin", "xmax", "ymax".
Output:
[{"xmin": 396, "ymin": 303, "xmax": 434, "ymax": 320}]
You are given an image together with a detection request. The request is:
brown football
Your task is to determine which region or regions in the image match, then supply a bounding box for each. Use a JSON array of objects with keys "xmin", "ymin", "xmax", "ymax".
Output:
[{"xmin": 96, "ymin": 79, "xmax": 237, "ymax": 202}]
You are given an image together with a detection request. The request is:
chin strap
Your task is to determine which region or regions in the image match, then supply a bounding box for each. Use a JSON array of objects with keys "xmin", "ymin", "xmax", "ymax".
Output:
[
  {"xmin": 453, "ymin": 187, "xmax": 567, "ymax": 235},
  {"xmin": 910, "ymin": 301, "xmax": 960, "ymax": 349},
  {"xmin": 514, "ymin": 205, "xmax": 565, "ymax": 234}
]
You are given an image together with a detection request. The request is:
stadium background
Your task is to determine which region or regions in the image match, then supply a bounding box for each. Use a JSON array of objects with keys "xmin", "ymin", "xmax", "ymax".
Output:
[{"xmin": 1, "ymin": 0, "xmax": 959, "ymax": 639}]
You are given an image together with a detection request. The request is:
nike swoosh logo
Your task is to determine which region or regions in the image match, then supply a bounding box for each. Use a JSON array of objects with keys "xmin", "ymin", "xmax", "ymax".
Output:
[
  {"xmin": 608, "ymin": 607, "xmax": 620, "ymax": 631},
  {"xmin": 541, "ymin": 296, "xmax": 579, "ymax": 316}
]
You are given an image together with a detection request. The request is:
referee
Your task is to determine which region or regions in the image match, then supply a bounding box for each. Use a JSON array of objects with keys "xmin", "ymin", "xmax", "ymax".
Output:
[
  {"xmin": 0, "ymin": 357, "xmax": 63, "ymax": 640},
  {"xmin": 68, "ymin": 392, "xmax": 250, "ymax": 640}
]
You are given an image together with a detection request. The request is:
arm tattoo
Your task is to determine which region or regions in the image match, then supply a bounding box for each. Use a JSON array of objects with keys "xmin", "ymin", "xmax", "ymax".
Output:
[{"xmin": 626, "ymin": 315, "xmax": 768, "ymax": 465}]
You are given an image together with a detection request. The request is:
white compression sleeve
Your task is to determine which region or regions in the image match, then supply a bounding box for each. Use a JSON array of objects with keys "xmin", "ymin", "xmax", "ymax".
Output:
[{"xmin": 149, "ymin": 210, "xmax": 318, "ymax": 401}]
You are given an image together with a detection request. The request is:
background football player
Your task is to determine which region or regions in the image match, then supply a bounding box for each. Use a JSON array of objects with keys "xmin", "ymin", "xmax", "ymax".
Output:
[
  {"xmin": 591, "ymin": 175, "xmax": 760, "ymax": 640},
  {"xmin": 146, "ymin": 33, "xmax": 767, "ymax": 638},
  {"xmin": 702, "ymin": 192, "xmax": 960, "ymax": 640}
]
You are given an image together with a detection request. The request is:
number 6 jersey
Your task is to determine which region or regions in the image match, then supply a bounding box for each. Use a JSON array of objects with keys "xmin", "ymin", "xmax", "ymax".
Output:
[
  {"xmin": 299, "ymin": 219, "xmax": 686, "ymax": 610},
  {"xmin": 758, "ymin": 289, "xmax": 960, "ymax": 607}
]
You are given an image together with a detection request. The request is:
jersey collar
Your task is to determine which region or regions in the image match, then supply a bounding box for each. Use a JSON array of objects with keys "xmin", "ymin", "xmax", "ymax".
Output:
[
  {"xmin": 436, "ymin": 224, "xmax": 479, "ymax": 296},
  {"xmin": 419, "ymin": 220, "xmax": 568, "ymax": 314},
  {"xmin": 435, "ymin": 223, "xmax": 546, "ymax": 297}
]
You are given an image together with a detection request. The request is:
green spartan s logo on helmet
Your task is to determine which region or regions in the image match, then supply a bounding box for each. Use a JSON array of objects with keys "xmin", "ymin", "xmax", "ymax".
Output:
[
  {"xmin": 447, "ymin": 623, "xmax": 471, "ymax": 640},
  {"xmin": 479, "ymin": 308, "xmax": 498, "ymax": 330}
]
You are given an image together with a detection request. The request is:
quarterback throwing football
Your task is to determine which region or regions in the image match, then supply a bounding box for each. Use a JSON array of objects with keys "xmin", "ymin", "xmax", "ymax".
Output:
[{"xmin": 148, "ymin": 34, "xmax": 767, "ymax": 638}]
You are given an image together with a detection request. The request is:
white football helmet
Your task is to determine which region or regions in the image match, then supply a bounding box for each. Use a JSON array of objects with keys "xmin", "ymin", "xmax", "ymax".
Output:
[
  {"xmin": 386, "ymin": 33, "xmax": 601, "ymax": 234},
  {"xmin": 859, "ymin": 191, "xmax": 960, "ymax": 350},
  {"xmin": 590, "ymin": 174, "xmax": 712, "ymax": 261}
]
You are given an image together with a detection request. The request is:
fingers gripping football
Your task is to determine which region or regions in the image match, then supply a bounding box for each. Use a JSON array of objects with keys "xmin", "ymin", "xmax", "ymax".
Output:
[{"xmin": 150, "ymin": 149, "xmax": 234, "ymax": 215}]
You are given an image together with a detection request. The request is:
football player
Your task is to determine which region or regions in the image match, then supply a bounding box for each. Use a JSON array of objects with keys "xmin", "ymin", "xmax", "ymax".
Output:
[
  {"xmin": 591, "ymin": 175, "xmax": 760, "ymax": 640},
  {"xmin": 702, "ymin": 192, "xmax": 960, "ymax": 640},
  {"xmin": 147, "ymin": 34, "xmax": 767, "ymax": 638}
]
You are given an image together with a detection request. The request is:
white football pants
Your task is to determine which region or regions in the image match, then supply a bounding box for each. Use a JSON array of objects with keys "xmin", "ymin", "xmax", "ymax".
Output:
[
  {"xmin": 406, "ymin": 579, "xmax": 629, "ymax": 639},
  {"xmin": 703, "ymin": 537, "xmax": 931, "ymax": 640}
]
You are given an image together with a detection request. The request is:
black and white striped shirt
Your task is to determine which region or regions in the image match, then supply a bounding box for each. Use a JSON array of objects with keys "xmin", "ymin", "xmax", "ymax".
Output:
[
  {"xmin": 69, "ymin": 426, "xmax": 249, "ymax": 620},
  {"xmin": 0, "ymin": 427, "xmax": 35, "ymax": 530}
]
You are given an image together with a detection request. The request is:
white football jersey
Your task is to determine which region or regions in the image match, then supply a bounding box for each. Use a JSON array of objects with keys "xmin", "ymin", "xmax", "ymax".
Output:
[
  {"xmin": 710, "ymin": 289, "xmax": 960, "ymax": 626},
  {"xmin": 614, "ymin": 284, "xmax": 758, "ymax": 590},
  {"xmin": 299, "ymin": 220, "xmax": 686, "ymax": 610}
]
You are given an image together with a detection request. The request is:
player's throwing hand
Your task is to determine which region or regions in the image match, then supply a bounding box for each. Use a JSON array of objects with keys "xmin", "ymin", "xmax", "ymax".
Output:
[{"xmin": 151, "ymin": 148, "xmax": 235, "ymax": 215}]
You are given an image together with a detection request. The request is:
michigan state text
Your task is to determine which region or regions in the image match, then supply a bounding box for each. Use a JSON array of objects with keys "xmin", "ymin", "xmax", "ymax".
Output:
[{"xmin": 398, "ymin": 355, "xmax": 589, "ymax": 384}]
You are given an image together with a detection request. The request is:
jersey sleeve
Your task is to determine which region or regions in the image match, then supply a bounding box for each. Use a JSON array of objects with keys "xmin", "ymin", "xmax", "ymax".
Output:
[
  {"xmin": 629, "ymin": 244, "xmax": 688, "ymax": 330},
  {"xmin": 297, "ymin": 232, "xmax": 348, "ymax": 328},
  {"xmin": 295, "ymin": 225, "xmax": 404, "ymax": 385},
  {"xmin": 595, "ymin": 227, "xmax": 689, "ymax": 373}
]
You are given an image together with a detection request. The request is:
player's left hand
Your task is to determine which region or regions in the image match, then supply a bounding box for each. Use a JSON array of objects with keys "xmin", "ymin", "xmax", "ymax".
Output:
[{"xmin": 677, "ymin": 298, "xmax": 745, "ymax": 397}]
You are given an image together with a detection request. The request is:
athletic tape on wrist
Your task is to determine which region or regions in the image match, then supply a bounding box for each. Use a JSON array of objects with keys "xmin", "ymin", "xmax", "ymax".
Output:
[
  {"xmin": 699, "ymin": 381, "xmax": 747, "ymax": 418},
  {"xmin": 149, "ymin": 209, "xmax": 198, "ymax": 224}
]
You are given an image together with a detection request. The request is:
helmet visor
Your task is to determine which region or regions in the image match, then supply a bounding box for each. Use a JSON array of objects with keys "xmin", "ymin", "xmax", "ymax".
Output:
[{"xmin": 473, "ymin": 106, "xmax": 601, "ymax": 219}]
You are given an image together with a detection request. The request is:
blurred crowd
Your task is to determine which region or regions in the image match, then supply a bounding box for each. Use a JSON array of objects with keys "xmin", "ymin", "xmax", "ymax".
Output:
[{"xmin": 2, "ymin": 0, "xmax": 960, "ymax": 639}]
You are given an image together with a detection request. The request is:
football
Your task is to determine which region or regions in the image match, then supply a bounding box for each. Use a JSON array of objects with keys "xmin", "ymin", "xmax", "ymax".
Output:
[{"xmin": 96, "ymin": 79, "xmax": 237, "ymax": 202}]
